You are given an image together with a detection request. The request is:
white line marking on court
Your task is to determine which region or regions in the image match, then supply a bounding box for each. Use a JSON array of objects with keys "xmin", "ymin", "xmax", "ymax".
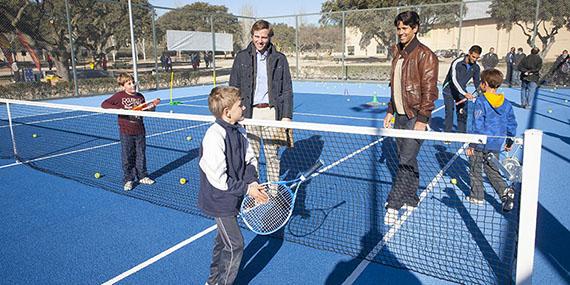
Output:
[
  {"xmin": 178, "ymin": 103, "xmax": 209, "ymax": 108},
  {"xmin": 101, "ymin": 224, "xmax": 217, "ymax": 285},
  {"xmin": 341, "ymin": 143, "xmax": 468, "ymax": 285},
  {"xmin": 179, "ymin": 97, "xmax": 208, "ymax": 103},
  {"xmin": 0, "ymin": 113, "xmax": 101, "ymax": 129},
  {"xmin": 0, "ymin": 123, "xmax": 211, "ymax": 170}
]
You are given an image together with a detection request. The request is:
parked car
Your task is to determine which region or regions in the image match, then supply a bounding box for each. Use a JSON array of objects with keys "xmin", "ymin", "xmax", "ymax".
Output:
[{"xmin": 435, "ymin": 49, "xmax": 462, "ymax": 58}]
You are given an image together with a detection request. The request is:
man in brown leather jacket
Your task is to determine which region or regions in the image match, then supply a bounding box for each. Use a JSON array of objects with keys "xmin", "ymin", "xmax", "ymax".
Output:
[{"xmin": 383, "ymin": 11, "xmax": 439, "ymax": 226}]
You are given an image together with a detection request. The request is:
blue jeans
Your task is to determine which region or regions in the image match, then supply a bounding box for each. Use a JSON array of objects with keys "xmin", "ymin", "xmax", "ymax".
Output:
[
  {"xmin": 120, "ymin": 133, "xmax": 148, "ymax": 183},
  {"xmin": 521, "ymin": 80, "xmax": 537, "ymax": 108},
  {"xmin": 386, "ymin": 114, "xmax": 423, "ymax": 210}
]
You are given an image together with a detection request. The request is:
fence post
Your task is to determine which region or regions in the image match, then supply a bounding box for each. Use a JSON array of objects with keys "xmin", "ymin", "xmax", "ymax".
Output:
[
  {"xmin": 342, "ymin": 11, "xmax": 346, "ymax": 80},
  {"xmin": 457, "ymin": 2, "xmax": 464, "ymax": 55},
  {"xmin": 64, "ymin": 0, "xmax": 78, "ymax": 96},
  {"xmin": 151, "ymin": 6, "xmax": 159, "ymax": 90},
  {"xmin": 210, "ymin": 15, "xmax": 217, "ymax": 87},
  {"xmin": 531, "ymin": 0, "xmax": 540, "ymax": 48},
  {"xmin": 127, "ymin": 0, "xmax": 139, "ymax": 86},
  {"xmin": 295, "ymin": 15, "xmax": 300, "ymax": 79}
]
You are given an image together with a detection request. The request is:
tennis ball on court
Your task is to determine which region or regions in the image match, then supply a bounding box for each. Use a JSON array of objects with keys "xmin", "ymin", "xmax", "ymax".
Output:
[
  {"xmin": 169, "ymin": 110, "xmax": 173, "ymax": 113},
  {"xmin": 565, "ymin": 99, "xmax": 569, "ymax": 103},
  {"xmin": 346, "ymin": 98, "xmax": 351, "ymax": 102},
  {"xmin": 179, "ymin": 178, "xmax": 187, "ymax": 185},
  {"xmin": 390, "ymin": 117, "xmax": 395, "ymax": 123},
  {"xmin": 451, "ymin": 178, "xmax": 457, "ymax": 185},
  {"xmin": 186, "ymin": 135, "xmax": 193, "ymax": 141},
  {"xmin": 32, "ymin": 133, "xmax": 38, "ymax": 138},
  {"xmin": 94, "ymin": 172, "xmax": 101, "ymax": 179},
  {"xmin": 547, "ymin": 109, "xmax": 553, "ymax": 113}
]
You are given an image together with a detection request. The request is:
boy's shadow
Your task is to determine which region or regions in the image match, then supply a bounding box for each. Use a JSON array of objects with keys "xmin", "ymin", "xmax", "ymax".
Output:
[{"xmin": 236, "ymin": 135, "xmax": 324, "ymax": 284}]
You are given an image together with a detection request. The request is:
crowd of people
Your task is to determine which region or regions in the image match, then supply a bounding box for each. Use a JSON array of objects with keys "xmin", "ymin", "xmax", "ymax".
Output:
[{"xmin": 98, "ymin": 12, "xmax": 566, "ymax": 284}]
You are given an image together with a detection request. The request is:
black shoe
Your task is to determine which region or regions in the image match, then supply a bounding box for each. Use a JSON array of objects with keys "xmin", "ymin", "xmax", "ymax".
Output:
[{"xmin": 501, "ymin": 187, "xmax": 515, "ymax": 212}]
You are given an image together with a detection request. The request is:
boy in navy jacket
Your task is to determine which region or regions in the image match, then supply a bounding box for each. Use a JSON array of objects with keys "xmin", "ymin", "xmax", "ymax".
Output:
[
  {"xmin": 199, "ymin": 86, "xmax": 267, "ymax": 285},
  {"xmin": 466, "ymin": 69, "xmax": 517, "ymax": 211}
]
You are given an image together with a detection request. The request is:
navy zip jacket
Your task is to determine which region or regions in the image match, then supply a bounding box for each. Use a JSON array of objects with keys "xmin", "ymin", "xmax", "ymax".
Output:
[
  {"xmin": 442, "ymin": 56, "xmax": 481, "ymax": 101},
  {"xmin": 198, "ymin": 119, "xmax": 259, "ymax": 217},
  {"xmin": 471, "ymin": 93, "xmax": 517, "ymax": 152}
]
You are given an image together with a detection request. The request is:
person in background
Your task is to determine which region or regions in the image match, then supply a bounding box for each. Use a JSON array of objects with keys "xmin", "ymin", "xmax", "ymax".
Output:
[
  {"xmin": 512, "ymin": 47, "xmax": 526, "ymax": 86},
  {"xmin": 505, "ymin": 47, "xmax": 516, "ymax": 87},
  {"xmin": 518, "ymin": 47, "xmax": 542, "ymax": 109},
  {"xmin": 481, "ymin": 47, "xmax": 499, "ymax": 70},
  {"xmin": 229, "ymin": 19, "xmax": 293, "ymax": 184},
  {"xmin": 442, "ymin": 45, "xmax": 482, "ymax": 134},
  {"xmin": 101, "ymin": 73, "xmax": 156, "ymax": 191}
]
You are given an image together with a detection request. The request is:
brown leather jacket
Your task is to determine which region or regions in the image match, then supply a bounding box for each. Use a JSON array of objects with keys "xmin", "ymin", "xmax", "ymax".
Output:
[{"xmin": 387, "ymin": 37, "xmax": 439, "ymax": 123}]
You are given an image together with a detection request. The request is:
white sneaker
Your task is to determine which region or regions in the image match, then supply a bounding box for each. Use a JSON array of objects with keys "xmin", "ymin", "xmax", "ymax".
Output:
[
  {"xmin": 466, "ymin": 196, "xmax": 484, "ymax": 205},
  {"xmin": 124, "ymin": 181, "xmax": 134, "ymax": 191},
  {"xmin": 384, "ymin": 208, "xmax": 399, "ymax": 226},
  {"xmin": 139, "ymin": 177, "xmax": 155, "ymax": 185}
]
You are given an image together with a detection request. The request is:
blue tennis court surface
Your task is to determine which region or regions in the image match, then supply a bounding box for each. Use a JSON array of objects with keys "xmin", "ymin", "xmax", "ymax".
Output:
[{"xmin": 1, "ymin": 81, "xmax": 568, "ymax": 284}]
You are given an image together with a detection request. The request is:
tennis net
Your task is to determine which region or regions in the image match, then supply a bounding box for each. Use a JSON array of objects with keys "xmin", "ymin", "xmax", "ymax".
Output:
[{"xmin": 0, "ymin": 98, "xmax": 542, "ymax": 285}]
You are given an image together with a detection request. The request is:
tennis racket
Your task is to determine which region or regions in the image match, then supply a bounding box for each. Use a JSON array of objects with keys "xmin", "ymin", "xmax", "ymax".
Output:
[
  {"xmin": 132, "ymin": 98, "xmax": 160, "ymax": 111},
  {"xmin": 456, "ymin": 89, "xmax": 480, "ymax": 115},
  {"xmin": 240, "ymin": 159, "xmax": 324, "ymax": 235}
]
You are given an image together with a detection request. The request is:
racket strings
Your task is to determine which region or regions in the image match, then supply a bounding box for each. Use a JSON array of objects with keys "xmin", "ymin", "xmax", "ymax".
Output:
[{"xmin": 241, "ymin": 184, "xmax": 294, "ymax": 234}]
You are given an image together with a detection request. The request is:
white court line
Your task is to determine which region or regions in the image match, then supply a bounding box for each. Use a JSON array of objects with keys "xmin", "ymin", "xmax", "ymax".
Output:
[
  {"xmin": 6, "ymin": 109, "xmax": 79, "ymax": 120},
  {"xmin": 0, "ymin": 123, "xmax": 211, "ymax": 170},
  {"xmin": 341, "ymin": 143, "xmax": 468, "ymax": 285},
  {"xmin": 101, "ymin": 224, "xmax": 218, "ymax": 285},
  {"xmin": 0, "ymin": 113, "xmax": 101, "ymax": 129},
  {"xmin": 178, "ymin": 97, "xmax": 208, "ymax": 103},
  {"xmin": 295, "ymin": 112, "xmax": 384, "ymax": 121}
]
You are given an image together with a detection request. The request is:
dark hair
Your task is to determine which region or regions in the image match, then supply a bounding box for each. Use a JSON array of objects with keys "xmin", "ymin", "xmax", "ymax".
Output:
[
  {"xmin": 481, "ymin": 69, "xmax": 504, "ymax": 89},
  {"xmin": 517, "ymin": 47, "xmax": 524, "ymax": 52},
  {"xmin": 469, "ymin": 45, "xmax": 482, "ymax": 54},
  {"xmin": 394, "ymin": 11, "xmax": 420, "ymax": 29},
  {"xmin": 250, "ymin": 20, "xmax": 274, "ymax": 37},
  {"xmin": 531, "ymin": 47, "xmax": 540, "ymax": 54}
]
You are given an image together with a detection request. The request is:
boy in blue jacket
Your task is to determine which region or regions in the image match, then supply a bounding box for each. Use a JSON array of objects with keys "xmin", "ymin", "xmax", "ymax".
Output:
[
  {"xmin": 199, "ymin": 86, "xmax": 268, "ymax": 285},
  {"xmin": 466, "ymin": 69, "xmax": 517, "ymax": 212}
]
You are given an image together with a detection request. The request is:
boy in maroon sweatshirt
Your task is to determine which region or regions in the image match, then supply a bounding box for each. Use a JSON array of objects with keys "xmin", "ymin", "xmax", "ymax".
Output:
[{"xmin": 101, "ymin": 73, "xmax": 155, "ymax": 191}]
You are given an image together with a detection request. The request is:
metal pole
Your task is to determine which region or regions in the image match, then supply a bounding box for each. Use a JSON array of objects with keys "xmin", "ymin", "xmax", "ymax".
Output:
[
  {"xmin": 456, "ymin": 2, "xmax": 464, "ymax": 55},
  {"xmin": 295, "ymin": 15, "xmax": 300, "ymax": 79},
  {"xmin": 151, "ymin": 7, "xmax": 159, "ymax": 90},
  {"xmin": 128, "ymin": 0, "xmax": 139, "ymax": 86},
  {"xmin": 531, "ymin": 0, "xmax": 540, "ymax": 48},
  {"xmin": 342, "ymin": 11, "xmax": 346, "ymax": 80},
  {"xmin": 64, "ymin": 0, "xmax": 78, "ymax": 96},
  {"xmin": 210, "ymin": 15, "xmax": 217, "ymax": 87}
]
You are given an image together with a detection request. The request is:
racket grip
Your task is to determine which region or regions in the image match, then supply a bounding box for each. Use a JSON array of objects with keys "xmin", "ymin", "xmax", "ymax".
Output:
[{"xmin": 300, "ymin": 159, "xmax": 324, "ymax": 181}]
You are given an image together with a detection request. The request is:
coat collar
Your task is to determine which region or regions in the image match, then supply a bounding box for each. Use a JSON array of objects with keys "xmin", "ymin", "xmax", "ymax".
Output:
[{"xmin": 397, "ymin": 36, "xmax": 420, "ymax": 56}]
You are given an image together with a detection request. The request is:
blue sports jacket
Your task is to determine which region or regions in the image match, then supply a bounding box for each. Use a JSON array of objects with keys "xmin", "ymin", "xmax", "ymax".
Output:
[{"xmin": 471, "ymin": 92, "xmax": 518, "ymax": 152}]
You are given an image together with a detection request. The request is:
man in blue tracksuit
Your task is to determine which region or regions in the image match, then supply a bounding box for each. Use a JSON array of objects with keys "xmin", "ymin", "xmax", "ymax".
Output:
[
  {"xmin": 466, "ymin": 69, "xmax": 517, "ymax": 212},
  {"xmin": 442, "ymin": 45, "xmax": 482, "ymax": 133}
]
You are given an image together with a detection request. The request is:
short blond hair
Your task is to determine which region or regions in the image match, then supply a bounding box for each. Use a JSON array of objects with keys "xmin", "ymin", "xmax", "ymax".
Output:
[
  {"xmin": 208, "ymin": 86, "xmax": 241, "ymax": 118},
  {"xmin": 117, "ymin": 72, "xmax": 134, "ymax": 86}
]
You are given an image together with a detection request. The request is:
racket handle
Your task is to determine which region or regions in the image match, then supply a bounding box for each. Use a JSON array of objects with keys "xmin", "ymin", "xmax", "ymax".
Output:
[{"xmin": 300, "ymin": 159, "xmax": 324, "ymax": 181}]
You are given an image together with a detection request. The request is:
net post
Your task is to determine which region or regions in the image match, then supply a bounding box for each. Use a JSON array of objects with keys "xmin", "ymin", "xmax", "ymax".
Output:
[
  {"xmin": 515, "ymin": 129, "xmax": 543, "ymax": 285},
  {"xmin": 6, "ymin": 102, "xmax": 19, "ymax": 160}
]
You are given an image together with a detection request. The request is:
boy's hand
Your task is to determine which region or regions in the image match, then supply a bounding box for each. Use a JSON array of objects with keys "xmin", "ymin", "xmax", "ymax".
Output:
[
  {"xmin": 247, "ymin": 182, "xmax": 268, "ymax": 203},
  {"xmin": 466, "ymin": 147, "xmax": 474, "ymax": 157},
  {"xmin": 414, "ymin": 121, "xmax": 427, "ymax": 131},
  {"xmin": 383, "ymin": 113, "xmax": 394, "ymax": 129}
]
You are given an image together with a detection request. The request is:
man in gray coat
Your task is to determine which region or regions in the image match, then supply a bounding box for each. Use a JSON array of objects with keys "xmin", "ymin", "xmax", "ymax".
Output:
[
  {"xmin": 518, "ymin": 47, "xmax": 542, "ymax": 109},
  {"xmin": 229, "ymin": 19, "xmax": 293, "ymax": 183}
]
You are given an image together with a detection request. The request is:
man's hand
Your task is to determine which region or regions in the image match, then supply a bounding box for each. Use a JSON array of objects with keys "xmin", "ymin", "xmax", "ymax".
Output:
[
  {"xmin": 466, "ymin": 147, "xmax": 474, "ymax": 157},
  {"xmin": 247, "ymin": 182, "xmax": 268, "ymax": 203},
  {"xmin": 465, "ymin": 92, "xmax": 474, "ymax": 100},
  {"xmin": 414, "ymin": 121, "xmax": 427, "ymax": 131},
  {"xmin": 383, "ymin": 113, "xmax": 394, "ymax": 129}
]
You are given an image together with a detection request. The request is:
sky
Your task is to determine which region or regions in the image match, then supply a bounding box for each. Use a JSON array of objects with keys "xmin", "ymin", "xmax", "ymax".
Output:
[{"xmin": 149, "ymin": 0, "xmax": 325, "ymax": 18}]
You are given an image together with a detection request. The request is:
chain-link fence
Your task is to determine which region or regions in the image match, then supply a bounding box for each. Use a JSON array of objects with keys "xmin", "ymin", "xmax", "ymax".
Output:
[{"xmin": 1, "ymin": 0, "xmax": 568, "ymax": 99}]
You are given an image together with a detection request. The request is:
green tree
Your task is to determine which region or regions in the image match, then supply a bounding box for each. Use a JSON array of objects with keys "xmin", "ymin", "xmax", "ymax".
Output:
[
  {"xmin": 271, "ymin": 23, "xmax": 296, "ymax": 53},
  {"xmin": 156, "ymin": 2, "xmax": 243, "ymax": 52},
  {"xmin": 0, "ymin": 0, "xmax": 152, "ymax": 81},
  {"xmin": 490, "ymin": 0, "xmax": 570, "ymax": 57},
  {"xmin": 320, "ymin": 0, "xmax": 462, "ymax": 56}
]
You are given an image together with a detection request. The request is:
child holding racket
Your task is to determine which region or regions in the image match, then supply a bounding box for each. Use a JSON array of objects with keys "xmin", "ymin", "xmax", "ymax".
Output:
[
  {"xmin": 101, "ymin": 72, "xmax": 155, "ymax": 191},
  {"xmin": 466, "ymin": 69, "xmax": 517, "ymax": 211},
  {"xmin": 198, "ymin": 86, "xmax": 267, "ymax": 285}
]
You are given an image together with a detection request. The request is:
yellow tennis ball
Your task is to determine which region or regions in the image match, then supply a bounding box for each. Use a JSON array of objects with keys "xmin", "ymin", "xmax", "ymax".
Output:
[
  {"xmin": 390, "ymin": 117, "xmax": 395, "ymax": 123},
  {"xmin": 186, "ymin": 135, "xmax": 192, "ymax": 141},
  {"xmin": 94, "ymin": 172, "xmax": 101, "ymax": 179},
  {"xmin": 547, "ymin": 109, "xmax": 553, "ymax": 113},
  {"xmin": 32, "ymin": 133, "xmax": 38, "ymax": 138},
  {"xmin": 451, "ymin": 178, "xmax": 457, "ymax": 185},
  {"xmin": 179, "ymin": 178, "xmax": 187, "ymax": 185}
]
